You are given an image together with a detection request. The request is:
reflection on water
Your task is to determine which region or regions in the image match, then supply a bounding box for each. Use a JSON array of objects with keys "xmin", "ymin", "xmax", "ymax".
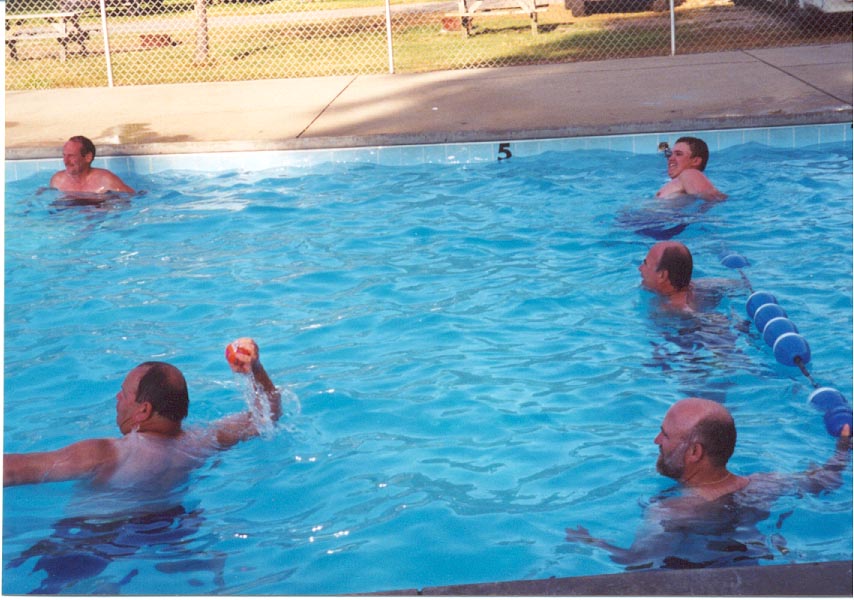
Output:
[
  {"xmin": 643, "ymin": 282, "xmax": 748, "ymax": 403},
  {"xmin": 6, "ymin": 505, "xmax": 225, "ymax": 594},
  {"xmin": 616, "ymin": 195, "xmax": 719, "ymax": 241},
  {"xmin": 601, "ymin": 466, "xmax": 849, "ymax": 572},
  {"xmin": 34, "ymin": 186, "xmax": 135, "ymax": 213},
  {"xmin": 620, "ymin": 485, "xmax": 775, "ymax": 570}
]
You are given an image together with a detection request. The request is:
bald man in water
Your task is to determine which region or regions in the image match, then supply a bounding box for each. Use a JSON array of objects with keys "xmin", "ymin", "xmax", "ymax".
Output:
[
  {"xmin": 4, "ymin": 338, "xmax": 279, "ymax": 489},
  {"xmin": 565, "ymin": 398, "xmax": 851, "ymax": 568},
  {"xmin": 639, "ymin": 241, "xmax": 696, "ymax": 312}
]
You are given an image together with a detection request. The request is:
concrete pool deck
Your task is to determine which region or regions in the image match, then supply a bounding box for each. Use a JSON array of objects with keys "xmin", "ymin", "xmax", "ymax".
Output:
[
  {"xmin": 4, "ymin": 41, "xmax": 853, "ymax": 597},
  {"xmin": 4, "ymin": 42, "xmax": 852, "ymax": 160}
]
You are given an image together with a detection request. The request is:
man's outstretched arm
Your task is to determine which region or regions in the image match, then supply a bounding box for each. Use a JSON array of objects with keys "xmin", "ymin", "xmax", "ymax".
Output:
[
  {"xmin": 565, "ymin": 524, "xmax": 659, "ymax": 566},
  {"xmin": 212, "ymin": 338, "xmax": 282, "ymax": 450},
  {"xmin": 4, "ymin": 438, "xmax": 117, "ymax": 487},
  {"xmin": 797, "ymin": 424, "xmax": 852, "ymax": 496}
]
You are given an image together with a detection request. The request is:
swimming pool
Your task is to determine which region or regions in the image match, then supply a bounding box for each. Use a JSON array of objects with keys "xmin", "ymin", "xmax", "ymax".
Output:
[{"xmin": 4, "ymin": 125, "xmax": 852, "ymax": 595}]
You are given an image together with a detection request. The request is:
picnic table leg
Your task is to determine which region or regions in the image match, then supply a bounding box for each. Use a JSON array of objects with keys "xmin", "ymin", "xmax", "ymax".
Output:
[
  {"xmin": 78, "ymin": 34, "xmax": 89, "ymax": 55},
  {"xmin": 68, "ymin": 24, "xmax": 89, "ymax": 55},
  {"xmin": 5, "ymin": 20, "xmax": 18, "ymax": 60},
  {"xmin": 457, "ymin": 0, "xmax": 472, "ymax": 37}
]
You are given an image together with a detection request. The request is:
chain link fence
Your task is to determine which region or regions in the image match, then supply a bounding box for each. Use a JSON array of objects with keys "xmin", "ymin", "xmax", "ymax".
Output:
[{"xmin": 4, "ymin": 0, "xmax": 851, "ymax": 89}]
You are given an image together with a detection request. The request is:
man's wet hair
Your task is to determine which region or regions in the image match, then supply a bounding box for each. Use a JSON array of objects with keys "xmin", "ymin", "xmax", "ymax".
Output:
[
  {"xmin": 692, "ymin": 414, "xmax": 737, "ymax": 467},
  {"xmin": 69, "ymin": 135, "xmax": 97, "ymax": 160},
  {"xmin": 136, "ymin": 361, "xmax": 189, "ymax": 423},
  {"xmin": 657, "ymin": 243, "xmax": 693, "ymax": 290},
  {"xmin": 676, "ymin": 136, "xmax": 710, "ymax": 171}
]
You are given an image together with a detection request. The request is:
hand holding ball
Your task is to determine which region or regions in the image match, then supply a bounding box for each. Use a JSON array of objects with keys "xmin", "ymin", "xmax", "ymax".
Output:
[{"xmin": 226, "ymin": 338, "xmax": 259, "ymax": 373}]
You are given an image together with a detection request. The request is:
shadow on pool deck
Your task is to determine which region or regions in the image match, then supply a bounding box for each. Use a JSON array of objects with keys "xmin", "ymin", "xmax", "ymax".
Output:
[
  {"xmin": 363, "ymin": 560, "xmax": 852, "ymax": 596},
  {"xmin": 4, "ymin": 42, "xmax": 852, "ymax": 159}
]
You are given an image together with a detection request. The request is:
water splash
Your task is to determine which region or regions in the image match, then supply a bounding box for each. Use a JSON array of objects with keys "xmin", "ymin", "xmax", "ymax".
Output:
[{"xmin": 240, "ymin": 376, "xmax": 301, "ymax": 439}]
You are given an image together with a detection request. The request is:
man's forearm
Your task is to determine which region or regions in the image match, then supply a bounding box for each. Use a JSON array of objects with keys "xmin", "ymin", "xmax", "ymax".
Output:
[
  {"xmin": 801, "ymin": 436, "xmax": 851, "ymax": 495},
  {"xmin": 251, "ymin": 362, "xmax": 282, "ymax": 422}
]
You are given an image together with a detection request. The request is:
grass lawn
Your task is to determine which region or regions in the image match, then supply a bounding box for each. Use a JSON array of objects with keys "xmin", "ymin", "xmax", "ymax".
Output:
[{"xmin": 4, "ymin": 0, "xmax": 851, "ymax": 88}]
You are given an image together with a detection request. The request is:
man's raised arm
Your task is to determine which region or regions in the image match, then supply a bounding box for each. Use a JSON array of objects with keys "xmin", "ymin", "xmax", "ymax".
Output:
[{"xmin": 212, "ymin": 338, "xmax": 282, "ymax": 450}]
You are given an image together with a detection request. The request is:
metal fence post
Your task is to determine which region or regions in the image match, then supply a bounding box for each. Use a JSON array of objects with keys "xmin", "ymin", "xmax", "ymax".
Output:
[
  {"xmin": 669, "ymin": 0, "xmax": 676, "ymax": 55},
  {"xmin": 385, "ymin": 0, "xmax": 394, "ymax": 73},
  {"xmin": 195, "ymin": 0, "xmax": 210, "ymax": 64},
  {"xmin": 98, "ymin": 0, "xmax": 113, "ymax": 86}
]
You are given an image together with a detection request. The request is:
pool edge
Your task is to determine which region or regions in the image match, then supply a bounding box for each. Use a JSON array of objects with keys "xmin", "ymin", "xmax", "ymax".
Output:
[
  {"xmin": 6, "ymin": 120, "xmax": 852, "ymax": 183},
  {"xmin": 359, "ymin": 560, "xmax": 853, "ymax": 596},
  {"xmin": 5, "ymin": 111, "xmax": 852, "ymax": 161}
]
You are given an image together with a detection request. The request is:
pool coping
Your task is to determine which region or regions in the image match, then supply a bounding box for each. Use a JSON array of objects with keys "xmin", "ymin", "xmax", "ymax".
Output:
[
  {"xmin": 362, "ymin": 560, "xmax": 853, "ymax": 596},
  {"xmin": 5, "ymin": 111, "xmax": 851, "ymax": 162},
  {"xmin": 5, "ymin": 121, "xmax": 852, "ymax": 182}
]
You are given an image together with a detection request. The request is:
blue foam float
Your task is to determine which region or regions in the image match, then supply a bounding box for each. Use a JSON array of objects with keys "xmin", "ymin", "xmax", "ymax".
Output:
[
  {"xmin": 754, "ymin": 303, "xmax": 787, "ymax": 333},
  {"xmin": 823, "ymin": 404, "xmax": 853, "ymax": 437},
  {"xmin": 720, "ymin": 254, "xmax": 750, "ymax": 269},
  {"xmin": 809, "ymin": 387, "xmax": 848, "ymax": 412},
  {"xmin": 762, "ymin": 317, "xmax": 798, "ymax": 348},
  {"xmin": 746, "ymin": 291, "xmax": 777, "ymax": 319},
  {"xmin": 741, "ymin": 281, "xmax": 844, "ymax": 437},
  {"xmin": 772, "ymin": 332, "xmax": 811, "ymax": 367}
]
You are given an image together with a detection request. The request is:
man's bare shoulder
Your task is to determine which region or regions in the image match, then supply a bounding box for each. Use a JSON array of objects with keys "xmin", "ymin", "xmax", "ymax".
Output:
[
  {"xmin": 89, "ymin": 168, "xmax": 134, "ymax": 192},
  {"xmin": 91, "ymin": 167, "xmax": 120, "ymax": 178},
  {"xmin": 49, "ymin": 171, "xmax": 69, "ymax": 187},
  {"xmin": 678, "ymin": 169, "xmax": 727, "ymax": 200},
  {"xmin": 67, "ymin": 437, "xmax": 121, "ymax": 474}
]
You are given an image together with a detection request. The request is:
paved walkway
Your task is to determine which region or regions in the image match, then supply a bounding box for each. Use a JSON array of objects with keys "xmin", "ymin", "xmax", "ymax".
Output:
[{"xmin": 5, "ymin": 42, "xmax": 852, "ymax": 159}]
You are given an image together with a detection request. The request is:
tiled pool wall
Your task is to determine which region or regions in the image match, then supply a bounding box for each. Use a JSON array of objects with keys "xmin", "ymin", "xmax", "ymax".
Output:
[{"xmin": 5, "ymin": 123, "xmax": 852, "ymax": 182}]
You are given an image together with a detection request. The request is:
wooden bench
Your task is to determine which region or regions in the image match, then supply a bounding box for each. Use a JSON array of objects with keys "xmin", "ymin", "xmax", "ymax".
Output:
[
  {"xmin": 5, "ymin": 11, "xmax": 89, "ymax": 62},
  {"xmin": 445, "ymin": 0, "xmax": 550, "ymax": 35}
]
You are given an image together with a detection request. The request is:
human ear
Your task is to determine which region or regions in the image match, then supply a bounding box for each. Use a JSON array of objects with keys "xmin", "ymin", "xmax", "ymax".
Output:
[
  {"xmin": 686, "ymin": 441, "xmax": 704, "ymax": 463},
  {"xmin": 137, "ymin": 401, "xmax": 154, "ymax": 420}
]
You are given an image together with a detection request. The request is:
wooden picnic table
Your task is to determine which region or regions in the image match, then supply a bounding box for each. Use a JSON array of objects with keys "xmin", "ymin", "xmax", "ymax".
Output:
[
  {"xmin": 5, "ymin": 11, "xmax": 89, "ymax": 61},
  {"xmin": 445, "ymin": 0, "xmax": 550, "ymax": 35}
]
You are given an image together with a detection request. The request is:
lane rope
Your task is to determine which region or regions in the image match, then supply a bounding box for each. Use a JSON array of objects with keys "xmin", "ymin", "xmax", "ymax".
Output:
[{"xmin": 719, "ymin": 252, "xmax": 852, "ymax": 437}]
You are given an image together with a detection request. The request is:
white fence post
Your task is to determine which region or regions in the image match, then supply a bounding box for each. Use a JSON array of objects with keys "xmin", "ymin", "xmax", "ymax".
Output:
[
  {"xmin": 670, "ymin": 0, "xmax": 676, "ymax": 55},
  {"xmin": 194, "ymin": 0, "xmax": 210, "ymax": 64},
  {"xmin": 98, "ymin": 0, "xmax": 113, "ymax": 86},
  {"xmin": 385, "ymin": 0, "xmax": 394, "ymax": 74}
]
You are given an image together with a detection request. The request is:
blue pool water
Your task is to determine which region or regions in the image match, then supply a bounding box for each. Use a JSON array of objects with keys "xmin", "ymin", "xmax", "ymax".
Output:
[{"xmin": 4, "ymin": 129, "xmax": 852, "ymax": 594}]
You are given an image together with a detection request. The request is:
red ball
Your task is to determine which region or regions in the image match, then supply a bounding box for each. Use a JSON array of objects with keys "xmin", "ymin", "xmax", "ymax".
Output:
[{"xmin": 225, "ymin": 342, "xmax": 249, "ymax": 367}]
